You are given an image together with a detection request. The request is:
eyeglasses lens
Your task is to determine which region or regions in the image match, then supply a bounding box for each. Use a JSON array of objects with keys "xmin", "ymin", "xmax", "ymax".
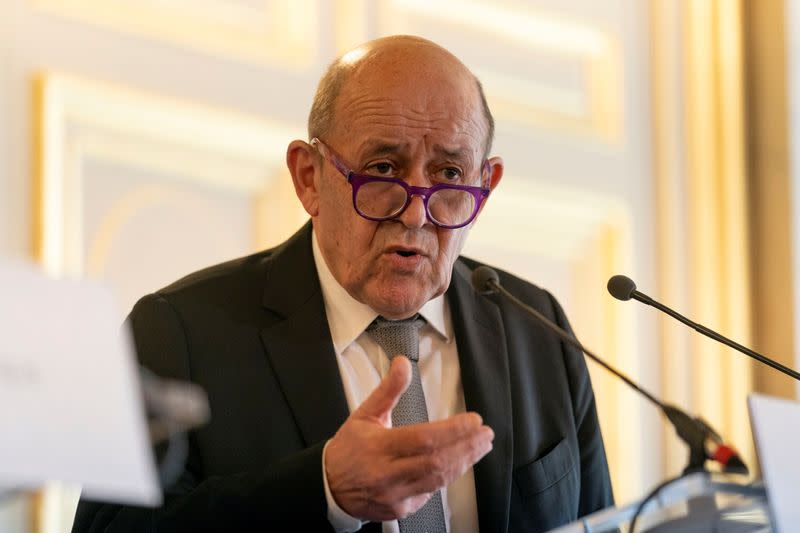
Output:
[
  {"xmin": 428, "ymin": 188, "xmax": 476, "ymax": 226},
  {"xmin": 355, "ymin": 181, "xmax": 408, "ymax": 219},
  {"xmin": 355, "ymin": 181, "xmax": 477, "ymax": 226}
]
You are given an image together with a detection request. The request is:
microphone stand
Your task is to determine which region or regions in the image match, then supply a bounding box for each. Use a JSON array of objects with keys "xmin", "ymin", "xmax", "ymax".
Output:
[
  {"xmin": 609, "ymin": 274, "xmax": 800, "ymax": 381},
  {"xmin": 481, "ymin": 275, "xmax": 746, "ymax": 475}
]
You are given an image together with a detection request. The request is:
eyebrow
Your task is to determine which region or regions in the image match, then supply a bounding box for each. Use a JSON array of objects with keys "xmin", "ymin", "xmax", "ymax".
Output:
[
  {"xmin": 357, "ymin": 141, "xmax": 405, "ymax": 158},
  {"xmin": 432, "ymin": 144, "xmax": 469, "ymax": 160},
  {"xmin": 357, "ymin": 140, "xmax": 471, "ymax": 162}
]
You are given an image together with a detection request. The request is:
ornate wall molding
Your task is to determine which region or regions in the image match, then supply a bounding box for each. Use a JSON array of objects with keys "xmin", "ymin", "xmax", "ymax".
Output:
[
  {"xmin": 32, "ymin": 0, "xmax": 320, "ymax": 68},
  {"xmin": 32, "ymin": 71, "xmax": 309, "ymax": 321},
  {"xmin": 377, "ymin": 0, "xmax": 623, "ymax": 142}
]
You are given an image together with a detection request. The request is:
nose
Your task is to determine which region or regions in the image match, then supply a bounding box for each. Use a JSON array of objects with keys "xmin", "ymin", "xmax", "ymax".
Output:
[{"xmin": 397, "ymin": 193, "xmax": 427, "ymax": 229}]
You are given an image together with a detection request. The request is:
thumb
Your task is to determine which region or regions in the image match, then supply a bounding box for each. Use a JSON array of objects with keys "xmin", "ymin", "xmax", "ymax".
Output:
[{"xmin": 354, "ymin": 356, "xmax": 412, "ymax": 421}]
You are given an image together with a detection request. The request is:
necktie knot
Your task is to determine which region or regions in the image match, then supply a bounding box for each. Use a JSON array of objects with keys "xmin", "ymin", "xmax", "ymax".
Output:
[{"xmin": 367, "ymin": 315, "xmax": 425, "ymax": 362}]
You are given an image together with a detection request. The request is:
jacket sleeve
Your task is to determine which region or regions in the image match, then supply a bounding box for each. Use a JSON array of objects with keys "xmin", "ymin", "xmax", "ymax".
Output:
[
  {"xmin": 71, "ymin": 294, "xmax": 334, "ymax": 533},
  {"xmin": 547, "ymin": 291, "xmax": 615, "ymax": 516}
]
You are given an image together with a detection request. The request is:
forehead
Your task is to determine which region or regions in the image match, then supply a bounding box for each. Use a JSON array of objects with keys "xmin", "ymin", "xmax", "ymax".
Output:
[{"xmin": 329, "ymin": 48, "xmax": 488, "ymax": 158}]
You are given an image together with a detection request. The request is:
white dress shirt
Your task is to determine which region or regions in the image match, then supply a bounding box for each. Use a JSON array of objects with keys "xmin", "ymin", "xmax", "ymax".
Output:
[{"xmin": 312, "ymin": 232, "xmax": 479, "ymax": 533}]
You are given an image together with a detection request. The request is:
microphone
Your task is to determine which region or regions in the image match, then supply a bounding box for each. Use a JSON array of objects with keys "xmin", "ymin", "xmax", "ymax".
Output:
[
  {"xmin": 140, "ymin": 368, "xmax": 210, "ymax": 486},
  {"xmin": 472, "ymin": 265, "xmax": 500, "ymax": 296},
  {"xmin": 472, "ymin": 266, "xmax": 747, "ymax": 474},
  {"xmin": 607, "ymin": 274, "xmax": 800, "ymax": 381},
  {"xmin": 607, "ymin": 274, "xmax": 638, "ymax": 301}
]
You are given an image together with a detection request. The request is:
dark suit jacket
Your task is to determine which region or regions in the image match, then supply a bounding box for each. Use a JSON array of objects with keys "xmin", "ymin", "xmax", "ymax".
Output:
[{"xmin": 72, "ymin": 222, "xmax": 613, "ymax": 532}]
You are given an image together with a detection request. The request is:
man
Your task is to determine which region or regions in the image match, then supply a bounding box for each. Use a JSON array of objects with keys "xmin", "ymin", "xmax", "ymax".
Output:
[{"xmin": 73, "ymin": 35, "xmax": 613, "ymax": 532}]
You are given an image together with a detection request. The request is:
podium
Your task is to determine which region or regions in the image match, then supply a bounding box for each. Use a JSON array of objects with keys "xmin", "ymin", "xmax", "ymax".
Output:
[{"xmin": 547, "ymin": 472, "xmax": 771, "ymax": 532}]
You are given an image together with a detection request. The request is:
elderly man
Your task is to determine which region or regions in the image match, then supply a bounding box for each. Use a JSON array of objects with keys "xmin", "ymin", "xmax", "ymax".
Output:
[{"xmin": 73, "ymin": 35, "xmax": 613, "ymax": 532}]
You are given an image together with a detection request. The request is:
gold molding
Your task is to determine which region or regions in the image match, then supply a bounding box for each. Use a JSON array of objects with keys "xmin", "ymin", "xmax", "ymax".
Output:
[
  {"xmin": 34, "ymin": 72, "xmax": 304, "ymax": 277},
  {"xmin": 32, "ymin": 0, "xmax": 319, "ymax": 68},
  {"xmin": 32, "ymin": 77, "xmax": 45, "ymax": 262},
  {"xmin": 30, "ymin": 491, "xmax": 43, "ymax": 533},
  {"xmin": 380, "ymin": 0, "xmax": 623, "ymax": 142},
  {"xmin": 651, "ymin": 0, "xmax": 754, "ymax": 475},
  {"xmin": 84, "ymin": 185, "xmax": 234, "ymax": 279}
]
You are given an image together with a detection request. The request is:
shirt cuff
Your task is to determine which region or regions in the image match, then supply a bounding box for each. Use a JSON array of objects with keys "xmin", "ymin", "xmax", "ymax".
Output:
[{"xmin": 323, "ymin": 439, "xmax": 366, "ymax": 533}]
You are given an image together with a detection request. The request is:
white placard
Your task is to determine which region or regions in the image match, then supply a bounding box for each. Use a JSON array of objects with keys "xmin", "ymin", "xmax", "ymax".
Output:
[
  {"xmin": 0, "ymin": 259, "xmax": 160, "ymax": 505},
  {"xmin": 748, "ymin": 393, "xmax": 800, "ymax": 533}
]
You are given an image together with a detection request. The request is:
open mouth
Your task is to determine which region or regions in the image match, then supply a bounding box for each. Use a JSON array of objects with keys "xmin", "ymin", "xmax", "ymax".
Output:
[{"xmin": 396, "ymin": 250, "xmax": 417, "ymax": 258}]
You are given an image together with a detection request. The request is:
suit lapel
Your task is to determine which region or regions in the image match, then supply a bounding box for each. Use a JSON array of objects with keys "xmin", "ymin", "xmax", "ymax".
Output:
[
  {"xmin": 259, "ymin": 223, "xmax": 350, "ymax": 445},
  {"xmin": 448, "ymin": 260, "xmax": 513, "ymax": 533}
]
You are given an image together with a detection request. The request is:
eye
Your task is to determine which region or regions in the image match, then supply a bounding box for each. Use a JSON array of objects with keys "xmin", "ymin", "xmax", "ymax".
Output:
[
  {"xmin": 437, "ymin": 167, "xmax": 464, "ymax": 182},
  {"xmin": 367, "ymin": 162, "xmax": 395, "ymax": 176}
]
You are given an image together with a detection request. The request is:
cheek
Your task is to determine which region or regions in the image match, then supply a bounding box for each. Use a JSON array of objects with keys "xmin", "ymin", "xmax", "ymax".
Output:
[
  {"xmin": 318, "ymin": 183, "xmax": 361, "ymax": 245},
  {"xmin": 334, "ymin": 214, "xmax": 382, "ymax": 267},
  {"xmin": 434, "ymin": 230, "xmax": 468, "ymax": 270}
]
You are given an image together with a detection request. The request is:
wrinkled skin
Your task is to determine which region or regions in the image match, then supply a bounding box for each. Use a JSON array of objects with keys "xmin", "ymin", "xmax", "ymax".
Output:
[{"xmin": 288, "ymin": 37, "xmax": 503, "ymax": 320}]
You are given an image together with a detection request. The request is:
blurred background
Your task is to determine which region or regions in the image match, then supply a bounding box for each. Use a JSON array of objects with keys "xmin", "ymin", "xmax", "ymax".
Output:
[{"xmin": 1, "ymin": 0, "xmax": 798, "ymax": 530}]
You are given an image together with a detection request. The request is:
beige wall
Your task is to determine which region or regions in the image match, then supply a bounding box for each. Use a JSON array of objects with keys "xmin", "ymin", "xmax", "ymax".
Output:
[{"xmin": 3, "ymin": 0, "xmax": 791, "ymax": 531}]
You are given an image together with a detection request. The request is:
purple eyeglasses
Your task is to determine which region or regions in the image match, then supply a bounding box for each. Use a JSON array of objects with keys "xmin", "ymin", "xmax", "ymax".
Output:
[{"xmin": 311, "ymin": 138, "xmax": 491, "ymax": 230}]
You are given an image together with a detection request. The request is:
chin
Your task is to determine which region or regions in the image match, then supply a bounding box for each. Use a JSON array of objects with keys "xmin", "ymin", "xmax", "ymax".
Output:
[
  {"xmin": 370, "ymin": 298, "xmax": 426, "ymax": 320},
  {"xmin": 365, "ymin": 285, "xmax": 433, "ymax": 319}
]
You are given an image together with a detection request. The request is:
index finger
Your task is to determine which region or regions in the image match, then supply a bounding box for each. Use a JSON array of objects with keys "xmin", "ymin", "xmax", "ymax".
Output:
[{"xmin": 384, "ymin": 412, "xmax": 492, "ymax": 456}]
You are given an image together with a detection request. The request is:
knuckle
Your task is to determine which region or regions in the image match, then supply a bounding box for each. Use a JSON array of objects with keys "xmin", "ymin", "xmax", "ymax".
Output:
[
  {"xmin": 412, "ymin": 431, "xmax": 435, "ymax": 451},
  {"xmin": 456, "ymin": 413, "xmax": 478, "ymax": 432},
  {"xmin": 374, "ymin": 470, "xmax": 394, "ymax": 490},
  {"xmin": 430, "ymin": 471, "xmax": 448, "ymax": 488},
  {"xmin": 392, "ymin": 501, "xmax": 412, "ymax": 519},
  {"xmin": 374, "ymin": 488, "xmax": 394, "ymax": 509},
  {"xmin": 399, "ymin": 497, "xmax": 426, "ymax": 518},
  {"xmin": 468, "ymin": 435, "xmax": 485, "ymax": 456},
  {"xmin": 436, "ymin": 466, "xmax": 451, "ymax": 486},
  {"xmin": 480, "ymin": 438, "xmax": 494, "ymax": 457},
  {"xmin": 454, "ymin": 415, "xmax": 471, "ymax": 432},
  {"xmin": 427, "ymin": 453, "xmax": 449, "ymax": 477}
]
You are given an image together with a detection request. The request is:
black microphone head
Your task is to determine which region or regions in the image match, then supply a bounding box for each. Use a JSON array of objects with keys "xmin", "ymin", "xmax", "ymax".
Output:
[
  {"xmin": 471, "ymin": 266, "xmax": 500, "ymax": 295},
  {"xmin": 607, "ymin": 275, "xmax": 637, "ymax": 301},
  {"xmin": 722, "ymin": 451, "xmax": 748, "ymax": 475}
]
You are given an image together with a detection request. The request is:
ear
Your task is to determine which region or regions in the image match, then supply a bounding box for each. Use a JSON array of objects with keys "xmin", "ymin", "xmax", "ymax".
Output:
[
  {"xmin": 475, "ymin": 156, "xmax": 504, "ymax": 218},
  {"xmin": 486, "ymin": 156, "xmax": 504, "ymax": 191},
  {"xmin": 286, "ymin": 140, "xmax": 321, "ymax": 216}
]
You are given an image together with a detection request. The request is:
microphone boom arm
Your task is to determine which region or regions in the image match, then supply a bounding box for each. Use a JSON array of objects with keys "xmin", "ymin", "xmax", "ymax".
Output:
[
  {"xmin": 631, "ymin": 290, "xmax": 800, "ymax": 381},
  {"xmin": 489, "ymin": 279, "xmax": 662, "ymax": 408},
  {"xmin": 483, "ymin": 276, "xmax": 747, "ymax": 474}
]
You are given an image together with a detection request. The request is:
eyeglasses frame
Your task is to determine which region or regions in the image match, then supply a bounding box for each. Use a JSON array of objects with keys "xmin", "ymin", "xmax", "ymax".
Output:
[{"xmin": 311, "ymin": 137, "xmax": 492, "ymax": 230}]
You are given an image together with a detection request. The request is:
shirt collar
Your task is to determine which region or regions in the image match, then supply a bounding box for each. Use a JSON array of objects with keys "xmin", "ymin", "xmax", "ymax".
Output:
[{"xmin": 311, "ymin": 230, "xmax": 450, "ymax": 355}]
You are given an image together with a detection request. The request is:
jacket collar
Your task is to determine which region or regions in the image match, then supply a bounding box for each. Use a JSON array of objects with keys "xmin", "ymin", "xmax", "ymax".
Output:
[{"xmin": 447, "ymin": 259, "xmax": 513, "ymax": 533}]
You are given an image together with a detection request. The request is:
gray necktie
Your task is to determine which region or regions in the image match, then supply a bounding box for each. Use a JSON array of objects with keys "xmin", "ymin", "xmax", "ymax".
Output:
[{"xmin": 367, "ymin": 315, "xmax": 447, "ymax": 533}]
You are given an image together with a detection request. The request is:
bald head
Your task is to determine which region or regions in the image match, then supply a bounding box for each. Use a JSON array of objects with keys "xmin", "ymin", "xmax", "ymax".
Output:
[{"xmin": 308, "ymin": 36, "xmax": 495, "ymax": 157}]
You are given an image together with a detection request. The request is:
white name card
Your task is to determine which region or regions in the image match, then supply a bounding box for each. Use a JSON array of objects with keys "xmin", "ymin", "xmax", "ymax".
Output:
[{"xmin": 0, "ymin": 260, "xmax": 160, "ymax": 505}]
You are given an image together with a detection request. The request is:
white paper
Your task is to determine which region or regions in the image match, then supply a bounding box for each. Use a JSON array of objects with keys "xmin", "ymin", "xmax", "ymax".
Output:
[
  {"xmin": 748, "ymin": 393, "xmax": 800, "ymax": 533},
  {"xmin": 0, "ymin": 260, "xmax": 160, "ymax": 506}
]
